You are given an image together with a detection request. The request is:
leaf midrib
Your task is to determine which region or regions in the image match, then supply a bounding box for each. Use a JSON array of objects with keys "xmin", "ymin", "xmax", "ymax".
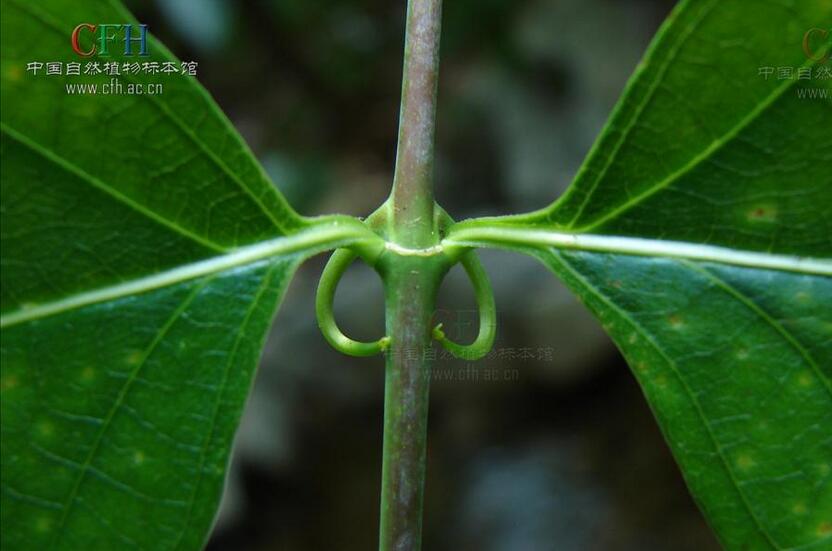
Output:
[
  {"xmin": 445, "ymin": 225, "xmax": 832, "ymax": 276},
  {"xmin": 0, "ymin": 223, "xmax": 370, "ymax": 328}
]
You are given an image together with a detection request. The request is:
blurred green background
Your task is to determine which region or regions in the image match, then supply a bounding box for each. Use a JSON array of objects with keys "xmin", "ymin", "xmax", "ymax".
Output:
[{"xmin": 125, "ymin": 0, "xmax": 721, "ymax": 549}]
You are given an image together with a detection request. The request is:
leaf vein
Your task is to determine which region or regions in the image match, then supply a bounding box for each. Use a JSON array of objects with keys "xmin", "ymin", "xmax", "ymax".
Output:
[
  {"xmin": 550, "ymin": 250, "xmax": 782, "ymax": 550},
  {"xmin": 47, "ymin": 281, "xmax": 208, "ymax": 550},
  {"xmin": 683, "ymin": 260, "xmax": 832, "ymax": 401},
  {"xmin": 575, "ymin": 62, "xmax": 815, "ymax": 232},
  {"xmin": 562, "ymin": 0, "xmax": 716, "ymax": 227},
  {"xmin": 0, "ymin": 123, "xmax": 226, "ymax": 253}
]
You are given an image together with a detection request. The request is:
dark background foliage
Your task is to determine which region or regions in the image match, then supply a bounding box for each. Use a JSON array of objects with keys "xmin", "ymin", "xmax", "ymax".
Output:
[{"xmin": 125, "ymin": 0, "xmax": 720, "ymax": 549}]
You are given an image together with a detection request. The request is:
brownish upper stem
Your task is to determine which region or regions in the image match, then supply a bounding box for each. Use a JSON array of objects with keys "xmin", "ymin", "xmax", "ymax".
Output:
[
  {"xmin": 377, "ymin": 2, "xmax": 446, "ymax": 550},
  {"xmin": 389, "ymin": 0, "xmax": 443, "ymax": 248}
]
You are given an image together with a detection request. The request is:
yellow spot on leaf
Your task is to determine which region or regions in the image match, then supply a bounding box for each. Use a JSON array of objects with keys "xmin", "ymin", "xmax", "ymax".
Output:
[
  {"xmin": 818, "ymin": 522, "xmax": 832, "ymax": 537},
  {"xmin": 133, "ymin": 450, "xmax": 145, "ymax": 465},
  {"xmin": 792, "ymin": 502, "xmax": 807, "ymax": 515},
  {"xmin": 35, "ymin": 516, "xmax": 51, "ymax": 533},
  {"xmin": 797, "ymin": 371, "xmax": 814, "ymax": 388},
  {"xmin": 668, "ymin": 314, "xmax": 684, "ymax": 330},
  {"xmin": 126, "ymin": 350, "xmax": 143, "ymax": 366},
  {"xmin": 5, "ymin": 65, "xmax": 23, "ymax": 82},
  {"xmin": 80, "ymin": 367, "xmax": 95, "ymax": 383},
  {"xmin": 0, "ymin": 375, "xmax": 19, "ymax": 391},
  {"xmin": 36, "ymin": 421, "xmax": 54, "ymax": 439},
  {"xmin": 736, "ymin": 454, "xmax": 755, "ymax": 470}
]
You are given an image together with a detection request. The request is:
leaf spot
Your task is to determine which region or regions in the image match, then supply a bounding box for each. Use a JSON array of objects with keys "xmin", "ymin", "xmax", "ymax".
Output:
[
  {"xmin": 125, "ymin": 350, "xmax": 143, "ymax": 366},
  {"xmin": 0, "ymin": 374, "xmax": 19, "ymax": 391},
  {"xmin": 818, "ymin": 522, "xmax": 832, "ymax": 537},
  {"xmin": 133, "ymin": 450, "xmax": 145, "ymax": 465},
  {"xmin": 35, "ymin": 516, "xmax": 51, "ymax": 533},
  {"xmin": 628, "ymin": 333, "xmax": 638, "ymax": 344},
  {"xmin": 797, "ymin": 371, "xmax": 814, "ymax": 388},
  {"xmin": 4, "ymin": 64, "xmax": 23, "ymax": 82},
  {"xmin": 792, "ymin": 502, "xmax": 807, "ymax": 515},
  {"xmin": 36, "ymin": 420, "xmax": 54, "ymax": 439},
  {"xmin": 746, "ymin": 204, "xmax": 777, "ymax": 223},
  {"xmin": 735, "ymin": 454, "xmax": 755, "ymax": 471},
  {"xmin": 80, "ymin": 367, "xmax": 95, "ymax": 383},
  {"xmin": 735, "ymin": 348, "xmax": 749, "ymax": 360},
  {"xmin": 668, "ymin": 314, "xmax": 685, "ymax": 330}
]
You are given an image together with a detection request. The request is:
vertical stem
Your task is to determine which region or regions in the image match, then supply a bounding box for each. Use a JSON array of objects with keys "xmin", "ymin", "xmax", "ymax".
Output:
[
  {"xmin": 379, "ymin": 257, "xmax": 443, "ymax": 551},
  {"xmin": 390, "ymin": 0, "xmax": 443, "ymax": 248},
  {"xmin": 379, "ymin": 1, "xmax": 446, "ymax": 549}
]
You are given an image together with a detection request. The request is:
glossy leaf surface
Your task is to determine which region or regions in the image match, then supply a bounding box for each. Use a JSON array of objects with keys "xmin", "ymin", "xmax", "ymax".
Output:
[
  {"xmin": 447, "ymin": 0, "xmax": 832, "ymax": 548},
  {"xmin": 3, "ymin": 0, "xmax": 832, "ymax": 549},
  {"xmin": 1, "ymin": 260, "xmax": 297, "ymax": 550},
  {"xmin": 0, "ymin": 1, "xmax": 367, "ymax": 549}
]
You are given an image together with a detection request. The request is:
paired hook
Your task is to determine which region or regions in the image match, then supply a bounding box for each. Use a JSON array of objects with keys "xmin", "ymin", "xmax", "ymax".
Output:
[
  {"xmin": 316, "ymin": 248, "xmax": 391, "ymax": 356},
  {"xmin": 315, "ymin": 245, "xmax": 496, "ymax": 360},
  {"xmin": 431, "ymin": 250, "xmax": 496, "ymax": 360}
]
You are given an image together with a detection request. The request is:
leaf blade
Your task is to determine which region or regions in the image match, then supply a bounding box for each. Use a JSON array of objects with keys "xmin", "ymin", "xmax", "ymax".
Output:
[
  {"xmin": 447, "ymin": 0, "xmax": 832, "ymax": 548},
  {"xmin": 0, "ymin": 1, "xmax": 373, "ymax": 549},
  {"xmin": 542, "ymin": 251, "xmax": 832, "ymax": 550},
  {"xmin": 1, "ymin": 259, "xmax": 299, "ymax": 550},
  {"xmin": 516, "ymin": 0, "xmax": 832, "ymax": 257}
]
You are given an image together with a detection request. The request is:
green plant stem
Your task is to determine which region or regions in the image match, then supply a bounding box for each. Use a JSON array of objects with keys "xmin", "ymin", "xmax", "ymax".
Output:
[
  {"xmin": 389, "ymin": 0, "xmax": 443, "ymax": 249},
  {"xmin": 377, "ymin": 255, "xmax": 445, "ymax": 551},
  {"xmin": 379, "ymin": 0, "xmax": 445, "ymax": 549}
]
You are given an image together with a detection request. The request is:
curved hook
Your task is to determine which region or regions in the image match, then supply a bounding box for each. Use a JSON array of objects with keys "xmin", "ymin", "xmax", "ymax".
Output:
[
  {"xmin": 432, "ymin": 250, "xmax": 496, "ymax": 360},
  {"xmin": 316, "ymin": 249, "xmax": 390, "ymax": 357}
]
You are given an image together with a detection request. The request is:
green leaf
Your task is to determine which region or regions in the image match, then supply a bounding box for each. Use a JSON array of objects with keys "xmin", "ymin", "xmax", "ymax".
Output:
[
  {"xmin": 447, "ymin": 0, "xmax": 832, "ymax": 548},
  {"xmin": 0, "ymin": 1, "xmax": 373, "ymax": 549},
  {"xmin": 2, "ymin": 260, "xmax": 296, "ymax": 551}
]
